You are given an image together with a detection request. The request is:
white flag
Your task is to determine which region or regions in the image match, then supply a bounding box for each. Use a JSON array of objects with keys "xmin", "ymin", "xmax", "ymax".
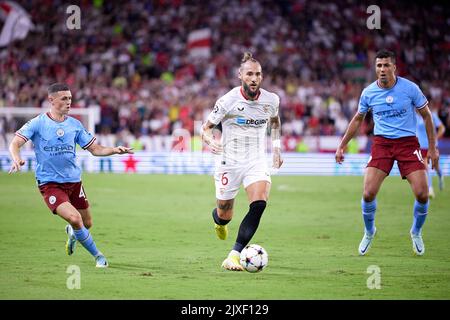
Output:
[
  {"xmin": 0, "ymin": 1, "xmax": 34, "ymax": 47},
  {"xmin": 187, "ymin": 28, "xmax": 211, "ymax": 58}
]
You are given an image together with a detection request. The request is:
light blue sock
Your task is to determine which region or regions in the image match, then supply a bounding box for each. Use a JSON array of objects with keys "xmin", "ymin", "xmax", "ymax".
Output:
[
  {"xmin": 427, "ymin": 171, "xmax": 433, "ymax": 189},
  {"xmin": 73, "ymin": 226, "xmax": 100, "ymax": 257},
  {"xmin": 411, "ymin": 200, "xmax": 428, "ymax": 235},
  {"xmin": 361, "ymin": 198, "xmax": 377, "ymax": 235},
  {"xmin": 437, "ymin": 168, "xmax": 442, "ymax": 178}
]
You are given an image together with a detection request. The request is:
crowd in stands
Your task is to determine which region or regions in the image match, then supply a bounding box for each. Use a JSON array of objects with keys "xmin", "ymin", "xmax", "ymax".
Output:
[{"xmin": 1, "ymin": 0, "xmax": 449, "ymax": 151}]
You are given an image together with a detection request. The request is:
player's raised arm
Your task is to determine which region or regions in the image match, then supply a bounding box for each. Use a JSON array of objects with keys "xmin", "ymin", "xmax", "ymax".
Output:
[
  {"xmin": 335, "ymin": 112, "xmax": 366, "ymax": 164},
  {"xmin": 86, "ymin": 142, "xmax": 134, "ymax": 156},
  {"xmin": 201, "ymin": 120, "xmax": 223, "ymax": 154},
  {"xmin": 8, "ymin": 135, "xmax": 27, "ymax": 174},
  {"xmin": 270, "ymin": 116, "xmax": 283, "ymax": 169},
  {"xmin": 418, "ymin": 105, "xmax": 439, "ymax": 170}
]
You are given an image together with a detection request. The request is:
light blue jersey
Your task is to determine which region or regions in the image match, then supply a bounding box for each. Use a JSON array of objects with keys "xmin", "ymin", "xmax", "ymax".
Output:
[
  {"xmin": 358, "ymin": 76, "xmax": 428, "ymax": 139},
  {"xmin": 16, "ymin": 113, "xmax": 96, "ymax": 185},
  {"xmin": 416, "ymin": 111, "xmax": 442, "ymax": 149}
]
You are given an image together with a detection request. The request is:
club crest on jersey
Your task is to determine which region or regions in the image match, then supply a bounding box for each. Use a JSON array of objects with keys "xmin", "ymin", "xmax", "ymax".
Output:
[
  {"xmin": 263, "ymin": 105, "xmax": 270, "ymax": 113},
  {"xmin": 386, "ymin": 96, "xmax": 394, "ymax": 104},
  {"xmin": 49, "ymin": 196, "xmax": 56, "ymax": 204},
  {"xmin": 56, "ymin": 128, "xmax": 65, "ymax": 137}
]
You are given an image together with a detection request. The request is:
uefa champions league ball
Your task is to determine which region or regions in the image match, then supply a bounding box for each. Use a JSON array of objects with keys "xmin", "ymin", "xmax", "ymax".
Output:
[{"xmin": 239, "ymin": 244, "xmax": 268, "ymax": 273}]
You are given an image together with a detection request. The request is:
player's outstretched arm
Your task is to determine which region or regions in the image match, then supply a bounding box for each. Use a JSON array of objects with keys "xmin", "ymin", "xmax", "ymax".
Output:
[
  {"xmin": 270, "ymin": 116, "xmax": 283, "ymax": 169},
  {"xmin": 418, "ymin": 105, "xmax": 439, "ymax": 169},
  {"xmin": 436, "ymin": 120, "xmax": 446, "ymax": 140},
  {"xmin": 201, "ymin": 120, "xmax": 223, "ymax": 154},
  {"xmin": 335, "ymin": 112, "xmax": 365, "ymax": 164},
  {"xmin": 8, "ymin": 136, "xmax": 26, "ymax": 174},
  {"xmin": 86, "ymin": 142, "xmax": 134, "ymax": 156}
]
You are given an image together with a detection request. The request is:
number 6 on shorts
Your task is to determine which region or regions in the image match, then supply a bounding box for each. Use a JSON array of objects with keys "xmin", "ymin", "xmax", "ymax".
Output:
[{"xmin": 221, "ymin": 172, "xmax": 229, "ymax": 186}]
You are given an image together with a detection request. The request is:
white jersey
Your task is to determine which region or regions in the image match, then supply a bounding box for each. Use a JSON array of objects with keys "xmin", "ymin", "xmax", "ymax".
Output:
[{"xmin": 207, "ymin": 86, "xmax": 280, "ymax": 165}]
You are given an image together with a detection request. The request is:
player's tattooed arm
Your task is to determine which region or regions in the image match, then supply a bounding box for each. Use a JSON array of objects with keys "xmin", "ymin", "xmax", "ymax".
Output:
[
  {"xmin": 270, "ymin": 116, "xmax": 283, "ymax": 169},
  {"xmin": 270, "ymin": 116, "xmax": 281, "ymax": 141},
  {"xmin": 201, "ymin": 120, "xmax": 223, "ymax": 154}
]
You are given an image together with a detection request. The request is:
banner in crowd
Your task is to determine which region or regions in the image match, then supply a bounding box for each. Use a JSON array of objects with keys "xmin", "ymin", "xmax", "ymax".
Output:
[
  {"xmin": 187, "ymin": 28, "xmax": 212, "ymax": 58},
  {"xmin": 1, "ymin": 151, "xmax": 450, "ymax": 176},
  {"xmin": 0, "ymin": 1, "xmax": 34, "ymax": 47}
]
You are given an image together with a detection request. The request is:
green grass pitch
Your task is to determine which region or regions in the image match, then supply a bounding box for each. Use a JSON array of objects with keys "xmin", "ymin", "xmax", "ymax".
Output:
[{"xmin": 0, "ymin": 172, "xmax": 449, "ymax": 299}]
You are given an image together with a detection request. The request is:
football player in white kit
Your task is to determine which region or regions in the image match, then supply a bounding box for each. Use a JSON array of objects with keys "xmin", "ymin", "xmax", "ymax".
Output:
[{"xmin": 201, "ymin": 52, "xmax": 283, "ymax": 271}]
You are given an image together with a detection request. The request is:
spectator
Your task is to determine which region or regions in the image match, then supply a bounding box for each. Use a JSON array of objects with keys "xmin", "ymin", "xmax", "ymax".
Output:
[{"xmin": 0, "ymin": 0, "xmax": 448, "ymax": 146}]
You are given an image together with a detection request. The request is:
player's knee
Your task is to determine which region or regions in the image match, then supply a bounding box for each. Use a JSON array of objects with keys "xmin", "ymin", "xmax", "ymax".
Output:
[
  {"xmin": 415, "ymin": 188, "xmax": 429, "ymax": 203},
  {"xmin": 68, "ymin": 214, "xmax": 84, "ymax": 229},
  {"xmin": 363, "ymin": 190, "xmax": 377, "ymax": 202}
]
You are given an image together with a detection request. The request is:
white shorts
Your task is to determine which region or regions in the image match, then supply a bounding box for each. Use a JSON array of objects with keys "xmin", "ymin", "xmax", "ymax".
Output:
[{"xmin": 214, "ymin": 160, "xmax": 271, "ymax": 200}]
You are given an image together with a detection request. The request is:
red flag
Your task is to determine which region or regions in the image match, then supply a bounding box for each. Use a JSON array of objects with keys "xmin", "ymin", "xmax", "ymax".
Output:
[
  {"xmin": 0, "ymin": 1, "xmax": 34, "ymax": 47},
  {"xmin": 187, "ymin": 28, "xmax": 211, "ymax": 58}
]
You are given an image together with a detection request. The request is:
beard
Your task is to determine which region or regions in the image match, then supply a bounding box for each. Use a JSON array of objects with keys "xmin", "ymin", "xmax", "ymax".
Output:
[{"xmin": 243, "ymin": 82, "xmax": 260, "ymax": 99}]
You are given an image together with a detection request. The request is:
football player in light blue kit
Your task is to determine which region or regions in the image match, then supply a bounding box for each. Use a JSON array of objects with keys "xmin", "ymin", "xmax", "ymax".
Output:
[
  {"xmin": 9, "ymin": 83, "xmax": 133, "ymax": 268},
  {"xmin": 336, "ymin": 50, "xmax": 439, "ymax": 256},
  {"xmin": 416, "ymin": 108, "xmax": 445, "ymax": 198}
]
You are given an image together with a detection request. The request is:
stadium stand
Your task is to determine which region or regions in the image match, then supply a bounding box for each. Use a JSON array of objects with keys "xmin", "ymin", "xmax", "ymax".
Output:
[{"xmin": 0, "ymin": 0, "xmax": 449, "ymax": 152}]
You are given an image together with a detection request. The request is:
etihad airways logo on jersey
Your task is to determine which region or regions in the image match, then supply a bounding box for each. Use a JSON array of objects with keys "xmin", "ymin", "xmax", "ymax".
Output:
[
  {"xmin": 236, "ymin": 118, "xmax": 268, "ymax": 126},
  {"xmin": 374, "ymin": 108, "xmax": 407, "ymax": 119},
  {"xmin": 44, "ymin": 144, "xmax": 75, "ymax": 157},
  {"xmin": 44, "ymin": 145, "xmax": 74, "ymax": 152}
]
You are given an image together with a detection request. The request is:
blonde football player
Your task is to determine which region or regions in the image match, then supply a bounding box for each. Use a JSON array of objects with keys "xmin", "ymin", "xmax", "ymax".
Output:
[{"xmin": 201, "ymin": 52, "xmax": 283, "ymax": 271}]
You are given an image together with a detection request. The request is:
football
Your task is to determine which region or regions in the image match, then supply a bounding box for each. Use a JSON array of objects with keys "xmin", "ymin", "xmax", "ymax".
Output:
[{"xmin": 239, "ymin": 244, "xmax": 268, "ymax": 273}]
